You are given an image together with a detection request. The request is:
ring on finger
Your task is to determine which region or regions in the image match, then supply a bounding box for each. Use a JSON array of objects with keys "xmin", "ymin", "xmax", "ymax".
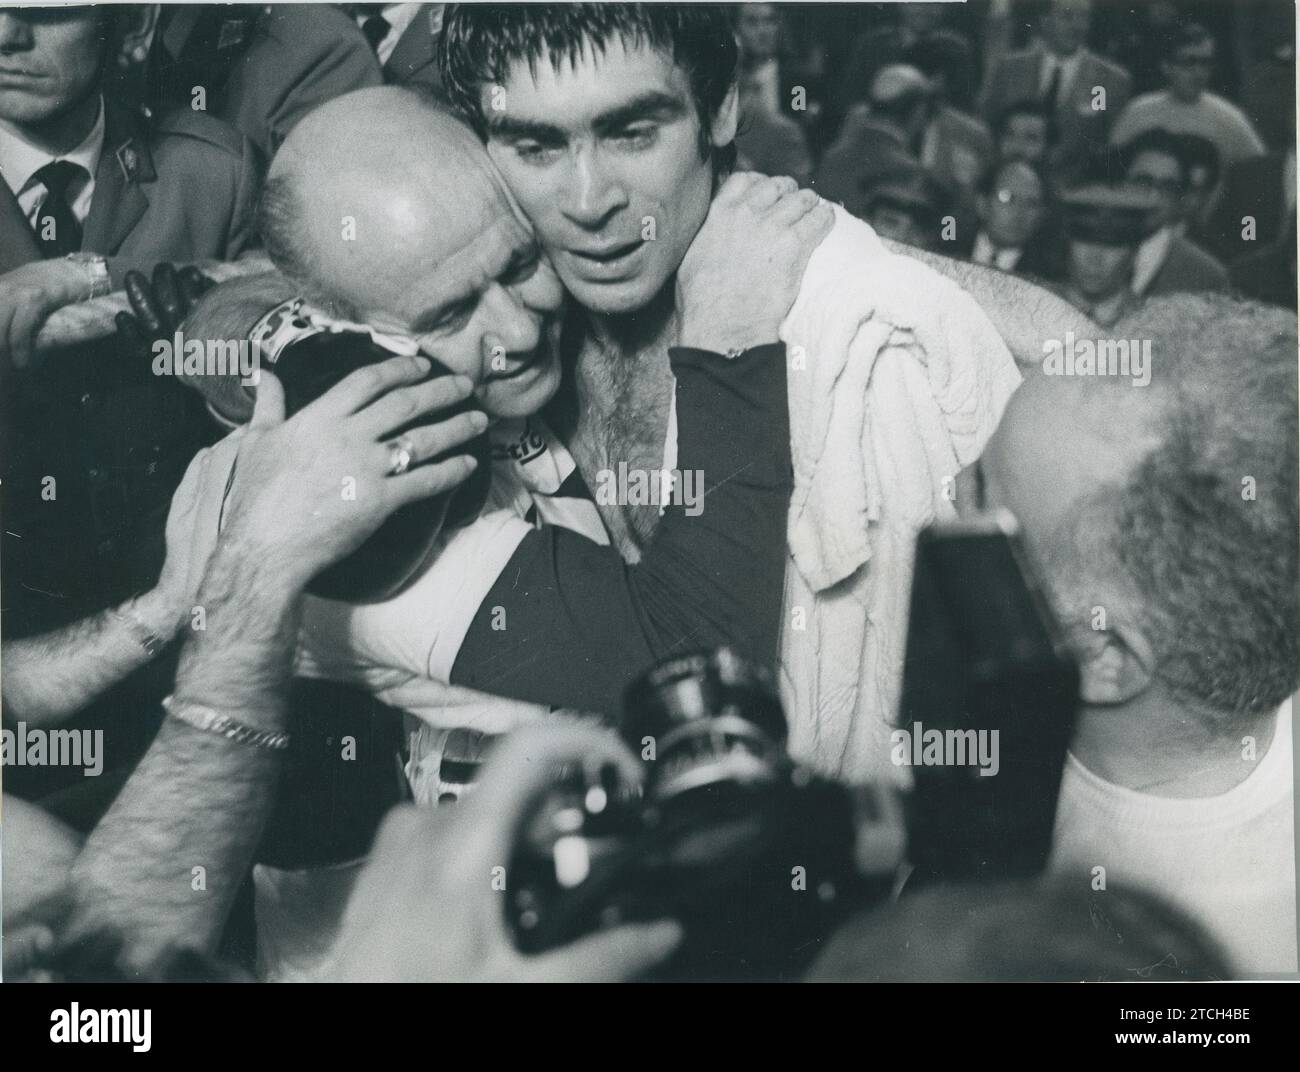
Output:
[{"xmin": 386, "ymin": 435, "xmax": 416, "ymax": 476}]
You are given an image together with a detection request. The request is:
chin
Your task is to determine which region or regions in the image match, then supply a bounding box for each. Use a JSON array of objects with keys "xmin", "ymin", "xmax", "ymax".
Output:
[
  {"xmin": 0, "ymin": 92, "xmax": 60, "ymax": 125},
  {"xmin": 561, "ymin": 272, "xmax": 665, "ymax": 318}
]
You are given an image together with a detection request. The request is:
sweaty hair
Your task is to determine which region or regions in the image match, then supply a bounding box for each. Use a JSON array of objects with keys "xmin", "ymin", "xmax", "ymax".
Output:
[
  {"xmin": 437, "ymin": 3, "xmax": 739, "ymax": 169},
  {"xmin": 1054, "ymin": 296, "xmax": 1299, "ymax": 725}
]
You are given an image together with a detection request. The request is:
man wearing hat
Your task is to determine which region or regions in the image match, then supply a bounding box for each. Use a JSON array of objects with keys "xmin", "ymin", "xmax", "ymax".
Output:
[
  {"xmin": 1055, "ymin": 183, "xmax": 1160, "ymax": 327},
  {"xmin": 861, "ymin": 164, "xmax": 948, "ymax": 251}
]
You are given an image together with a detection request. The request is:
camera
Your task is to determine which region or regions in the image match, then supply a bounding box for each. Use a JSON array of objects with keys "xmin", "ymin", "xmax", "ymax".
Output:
[
  {"xmin": 507, "ymin": 648, "xmax": 890, "ymax": 981},
  {"xmin": 507, "ymin": 517, "xmax": 1080, "ymax": 979}
]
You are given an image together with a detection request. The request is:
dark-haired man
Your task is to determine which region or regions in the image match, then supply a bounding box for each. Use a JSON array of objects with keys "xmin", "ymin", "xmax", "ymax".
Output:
[
  {"xmin": 1110, "ymin": 22, "xmax": 1265, "ymax": 173},
  {"xmin": 1122, "ymin": 128, "xmax": 1228, "ymax": 298}
]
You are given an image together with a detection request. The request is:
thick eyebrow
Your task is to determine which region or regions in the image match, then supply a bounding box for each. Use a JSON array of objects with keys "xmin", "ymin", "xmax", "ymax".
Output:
[
  {"xmin": 486, "ymin": 114, "xmax": 568, "ymax": 144},
  {"xmin": 590, "ymin": 91, "xmax": 688, "ymax": 137},
  {"xmin": 486, "ymin": 91, "xmax": 688, "ymax": 143}
]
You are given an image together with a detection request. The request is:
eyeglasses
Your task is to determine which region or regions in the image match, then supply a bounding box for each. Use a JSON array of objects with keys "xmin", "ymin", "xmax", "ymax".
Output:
[{"xmin": 995, "ymin": 189, "xmax": 1044, "ymax": 207}]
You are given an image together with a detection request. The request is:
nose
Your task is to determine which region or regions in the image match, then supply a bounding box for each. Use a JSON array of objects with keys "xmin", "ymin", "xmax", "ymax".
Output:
[
  {"xmin": 481, "ymin": 284, "xmax": 542, "ymax": 357},
  {"xmin": 562, "ymin": 145, "xmax": 628, "ymax": 231},
  {"xmin": 0, "ymin": 14, "xmax": 33, "ymax": 51}
]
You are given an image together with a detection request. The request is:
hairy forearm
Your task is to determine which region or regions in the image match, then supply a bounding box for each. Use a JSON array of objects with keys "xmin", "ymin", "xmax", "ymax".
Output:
[
  {"xmin": 882, "ymin": 238, "xmax": 1101, "ymax": 365},
  {"xmin": 2, "ymin": 591, "xmax": 178, "ymax": 726},
  {"xmin": 66, "ymin": 540, "xmax": 302, "ymax": 965}
]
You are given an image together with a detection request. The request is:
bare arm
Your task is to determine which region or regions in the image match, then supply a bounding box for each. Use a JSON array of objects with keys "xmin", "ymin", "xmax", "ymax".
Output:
[
  {"xmin": 2, "ymin": 444, "xmax": 223, "ymax": 725},
  {"xmin": 2, "ymin": 593, "xmax": 178, "ymax": 727},
  {"xmin": 63, "ymin": 538, "xmax": 300, "ymax": 967},
  {"xmin": 881, "ymin": 239, "xmax": 1101, "ymax": 366}
]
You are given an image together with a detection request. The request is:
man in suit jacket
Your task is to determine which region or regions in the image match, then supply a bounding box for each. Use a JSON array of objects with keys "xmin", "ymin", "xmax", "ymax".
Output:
[
  {"xmin": 153, "ymin": 4, "xmax": 383, "ymax": 164},
  {"xmin": 735, "ymin": 3, "xmax": 827, "ymax": 160},
  {"xmin": 953, "ymin": 158, "xmax": 1059, "ymax": 281},
  {"xmin": 980, "ymin": 0, "xmax": 1132, "ymax": 184},
  {"xmin": 1121, "ymin": 130, "xmax": 1229, "ymax": 298},
  {"xmin": 347, "ymin": 4, "xmax": 445, "ymax": 99},
  {"xmin": 1, "ymin": 5, "xmax": 260, "ymax": 632}
]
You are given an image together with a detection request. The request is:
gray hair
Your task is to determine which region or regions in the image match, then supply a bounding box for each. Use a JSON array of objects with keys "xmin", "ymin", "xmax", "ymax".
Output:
[{"xmin": 1049, "ymin": 295, "xmax": 1298, "ymax": 727}]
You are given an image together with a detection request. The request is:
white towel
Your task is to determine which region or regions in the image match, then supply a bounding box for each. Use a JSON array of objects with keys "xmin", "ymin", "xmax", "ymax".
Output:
[{"xmin": 777, "ymin": 207, "xmax": 1022, "ymax": 784}]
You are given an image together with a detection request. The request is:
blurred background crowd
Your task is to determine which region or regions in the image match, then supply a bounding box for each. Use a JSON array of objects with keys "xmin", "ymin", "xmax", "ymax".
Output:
[{"xmin": 732, "ymin": 0, "xmax": 1297, "ymax": 322}]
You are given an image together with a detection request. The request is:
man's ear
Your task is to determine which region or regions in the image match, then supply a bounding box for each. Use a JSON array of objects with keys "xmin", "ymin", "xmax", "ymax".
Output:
[
  {"xmin": 1074, "ymin": 621, "xmax": 1156, "ymax": 706},
  {"xmin": 710, "ymin": 83, "xmax": 740, "ymax": 149},
  {"xmin": 117, "ymin": 4, "xmax": 159, "ymax": 67}
]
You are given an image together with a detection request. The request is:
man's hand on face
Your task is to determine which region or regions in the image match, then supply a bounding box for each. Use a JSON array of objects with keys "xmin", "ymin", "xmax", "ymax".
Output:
[
  {"xmin": 327, "ymin": 722, "xmax": 683, "ymax": 983},
  {"xmin": 220, "ymin": 355, "xmax": 487, "ymax": 589},
  {"xmin": 676, "ymin": 173, "xmax": 835, "ymax": 355},
  {"xmin": 0, "ymin": 257, "xmax": 97, "ymax": 369}
]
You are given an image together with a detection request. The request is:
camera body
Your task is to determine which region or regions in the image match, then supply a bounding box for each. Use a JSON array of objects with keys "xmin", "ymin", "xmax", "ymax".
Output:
[
  {"xmin": 507, "ymin": 517, "xmax": 1079, "ymax": 979},
  {"xmin": 507, "ymin": 649, "xmax": 882, "ymax": 981}
]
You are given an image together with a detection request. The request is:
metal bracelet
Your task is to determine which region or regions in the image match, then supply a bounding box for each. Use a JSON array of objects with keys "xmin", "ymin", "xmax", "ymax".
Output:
[
  {"xmin": 110, "ymin": 604, "xmax": 165, "ymax": 658},
  {"xmin": 162, "ymin": 695, "xmax": 291, "ymax": 752}
]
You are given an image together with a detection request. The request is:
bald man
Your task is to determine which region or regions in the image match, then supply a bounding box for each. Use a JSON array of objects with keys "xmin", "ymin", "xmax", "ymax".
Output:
[
  {"xmin": 193, "ymin": 87, "xmax": 829, "ymax": 754},
  {"xmin": 965, "ymin": 295, "xmax": 1297, "ymax": 974}
]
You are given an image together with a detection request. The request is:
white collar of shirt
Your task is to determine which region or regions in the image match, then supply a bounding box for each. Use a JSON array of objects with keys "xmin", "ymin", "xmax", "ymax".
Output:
[
  {"xmin": 1039, "ymin": 48, "xmax": 1083, "ymax": 98},
  {"xmin": 356, "ymin": 3, "xmax": 426, "ymax": 66},
  {"xmin": 0, "ymin": 94, "xmax": 104, "ymax": 226},
  {"xmin": 1131, "ymin": 224, "xmax": 1175, "ymax": 296},
  {"xmin": 972, "ymin": 231, "xmax": 1022, "ymax": 271},
  {"xmin": 743, "ymin": 58, "xmax": 781, "ymax": 114}
]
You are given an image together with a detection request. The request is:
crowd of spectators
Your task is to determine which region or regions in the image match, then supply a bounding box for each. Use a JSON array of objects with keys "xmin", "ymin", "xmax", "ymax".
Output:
[{"xmin": 734, "ymin": 0, "xmax": 1296, "ymax": 323}]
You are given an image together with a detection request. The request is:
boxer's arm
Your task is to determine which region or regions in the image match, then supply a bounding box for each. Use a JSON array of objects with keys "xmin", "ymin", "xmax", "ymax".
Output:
[
  {"xmin": 451, "ymin": 343, "xmax": 791, "ymax": 714},
  {"xmin": 881, "ymin": 238, "xmax": 1101, "ymax": 365}
]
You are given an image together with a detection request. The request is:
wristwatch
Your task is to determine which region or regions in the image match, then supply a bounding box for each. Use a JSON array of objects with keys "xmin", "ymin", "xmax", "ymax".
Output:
[{"xmin": 64, "ymin": 252, "xmax": 112, "ymax": 300}]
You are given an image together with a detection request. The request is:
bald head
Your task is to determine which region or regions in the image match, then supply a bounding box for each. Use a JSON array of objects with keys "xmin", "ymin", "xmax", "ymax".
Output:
[
  {"xmin": 261, "ymin": 87, "xmax": 527, "ymax": 328},
  {"xmin": 980, "ymin": 295, "xmax": 1298, "ymax": 723}
]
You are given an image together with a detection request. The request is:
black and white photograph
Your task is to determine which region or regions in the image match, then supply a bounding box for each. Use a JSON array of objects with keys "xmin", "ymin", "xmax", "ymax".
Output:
[{"xmin": 0, "ymin": 0, "xmax": 1296, "ymax": 1023}]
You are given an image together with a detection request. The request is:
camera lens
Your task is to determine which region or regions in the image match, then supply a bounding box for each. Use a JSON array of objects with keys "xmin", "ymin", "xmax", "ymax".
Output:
[{"xmin": 621, "ymin": 648, "xmax": 788, "ymax": 799}]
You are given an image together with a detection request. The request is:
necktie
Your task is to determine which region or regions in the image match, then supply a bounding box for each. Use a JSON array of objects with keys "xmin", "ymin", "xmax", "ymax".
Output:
[
  {"xmin": 31, "ymin": 160, "xmax": 85, "ymax": 258},
  {"xmin": 362, "ymin": 12, "xmax": 390, "ymax": 52}
]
